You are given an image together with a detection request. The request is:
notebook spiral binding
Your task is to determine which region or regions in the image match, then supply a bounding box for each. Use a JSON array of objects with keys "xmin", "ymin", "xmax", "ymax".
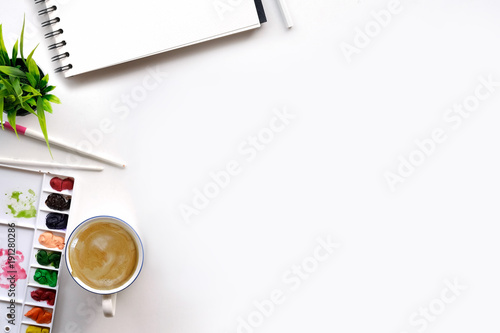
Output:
[{"xmin": 37, "ymin": 1, "xmax": 73, "ymax": 73}]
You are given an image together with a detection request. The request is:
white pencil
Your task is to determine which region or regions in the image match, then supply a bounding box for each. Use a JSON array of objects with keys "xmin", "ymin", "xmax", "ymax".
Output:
[
  {"xmin": 2, "ymin": 122, "xmax": 126, "ymax": 168},
  {"xmin": 0, "ymin": 158, "xmax": 104, "ymax": 171},
  {"xmin": 276, "ymin": 0, "xmax": 293, "ymax": 28}
]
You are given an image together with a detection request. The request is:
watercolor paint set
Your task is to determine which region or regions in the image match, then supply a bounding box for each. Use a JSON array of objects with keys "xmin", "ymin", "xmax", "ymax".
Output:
[{"xmin": 0, "ymin": 164, "xmax": 76, "ymax": 333}]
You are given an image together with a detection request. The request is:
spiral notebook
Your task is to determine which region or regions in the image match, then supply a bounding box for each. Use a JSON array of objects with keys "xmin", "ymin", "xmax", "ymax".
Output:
[{"xmin": 36, "ymin": 0, "xmax": 266, "ymax": 78}]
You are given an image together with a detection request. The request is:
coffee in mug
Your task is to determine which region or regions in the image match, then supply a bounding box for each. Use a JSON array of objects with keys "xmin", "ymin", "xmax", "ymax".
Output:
[
  {"xmin": 65, "ymin": 216, "xmax": 144, "ymax": 317},
  {"xmin": 67, "ymin": 221, "xmax": 139, "ymax": 290}
]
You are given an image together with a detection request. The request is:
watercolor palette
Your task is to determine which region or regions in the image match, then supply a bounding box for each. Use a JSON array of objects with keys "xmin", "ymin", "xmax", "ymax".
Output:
[{"xmin": 0, "ymin": 164, "xmax": 76, "ymax": 333}]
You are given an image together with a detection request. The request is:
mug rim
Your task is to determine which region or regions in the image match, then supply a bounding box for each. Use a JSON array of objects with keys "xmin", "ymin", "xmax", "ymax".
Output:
[{"xmin": 65, "ymin": 215, "xmax": 144, "ymax": 295}]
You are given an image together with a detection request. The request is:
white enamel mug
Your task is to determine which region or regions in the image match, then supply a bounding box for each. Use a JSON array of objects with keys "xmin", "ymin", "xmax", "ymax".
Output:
[{"xmin": 65, "ymin": 216, "xmax": 144, "ymax": 317}]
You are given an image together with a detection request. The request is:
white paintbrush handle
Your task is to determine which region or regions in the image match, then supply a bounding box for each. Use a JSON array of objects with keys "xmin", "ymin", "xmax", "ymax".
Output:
[
  {"xmin": 24, "ymin": 128, "xmax": 126, "ymax": 168},
  {"xmin": 277, "ymin": 0, "xmax": 293, "ymax": 28},
  {"xmin": 3, "ymin": 122, "xmax": 126, "ymax": 168},
  {"xmin": 0, "ymin": 158, "xmax": 104, "ymax": 171}
]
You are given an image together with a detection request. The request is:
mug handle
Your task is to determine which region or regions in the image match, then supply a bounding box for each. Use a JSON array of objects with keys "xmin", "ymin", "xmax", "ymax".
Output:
[{"xmin": 102, "ymin": 294, "xmax": 117, "ymax": 317}]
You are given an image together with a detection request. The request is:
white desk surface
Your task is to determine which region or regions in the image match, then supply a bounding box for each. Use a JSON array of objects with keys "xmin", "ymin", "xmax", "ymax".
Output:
[{"xmin": 2, "ymin": 0, "xmax": 500, "ymax": 332}]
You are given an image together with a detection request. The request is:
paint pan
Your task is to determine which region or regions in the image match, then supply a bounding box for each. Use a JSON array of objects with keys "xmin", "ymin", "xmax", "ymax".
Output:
[{"xmin": 0, "ymin": 164, "xmax": 76, "ymax": 333}]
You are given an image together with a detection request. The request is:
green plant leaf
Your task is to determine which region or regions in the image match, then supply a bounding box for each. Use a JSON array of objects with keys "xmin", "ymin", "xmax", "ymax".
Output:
[
  {"xmin": 26, "ymin": 97, "xmax": 36, "ymax": 106},
  {"xmin": 0, "ymin": 97, "xmax": 3, "ymax": 129},
  {"xmin": 0, "ymin": 25, "xmax": 11, "ymax": 66},
  {"xmin": 4, "ymin": 95, "xmax": 15, "ymax": 104},
  {"xmin": 0, "ymin": 65, "xmax": 26, "ymax": 78},
  {"xmin": 21, "ymin": 101, "xmax": 36, "ymax": 115},
  {"xmin": 22, "ymin": 85, "xmax": 41, "ymax": 96},
  {"xmin": 26, "ymin": 72, "xmax": 36, "ymax": 87},
  {"xmin": 10, "ymin": 77, "xmax": 22, "ymax": 99},
  {"xmin": 11, "ymin": 40, "xmax": 18, "ymax": 66},
  {"xmin": 42, "ymin": 98, "xmax": 53, "ymax": 113},
  {"xmin": 37, "ymin": 96, "xmax": 52, "ymax": 157},
  {"xmin": 9, "ymin": 77, "xmax": 26, "ymax": 111},
  {"xmin": 43, "ymin": 94, "xmax": 61, "ymax": 104},
  {"xmin": 22, "ymin": 94, "xmax": 35, "ymax": 102},
  {"xmin": 0, "ymin": 89, "xmax": 9, "ymax": 97},
  {"xmin": 42, "ymin": 85, "xmax": 56, "ymax": 94},
  {"xmin": 20, "ymin": 16, "xmax": 25, "ymax": 63},
  {"xmin": 0, "ymin": 77, "xmax": 15, "ymax": 95},
  {"xmin": 26, "ymin": 44, "xmax": 39, "ymax": 65},
  {"xmin": 7, "ymin": 108, "xmax": 18, "ymax": 138},
  {"xmin": 40, "ymin": 74, "xmax": 49, "ymax": 89},
  {"xmin": 27, "ymin": 56, "xmax": 40, "ymax": 83}
]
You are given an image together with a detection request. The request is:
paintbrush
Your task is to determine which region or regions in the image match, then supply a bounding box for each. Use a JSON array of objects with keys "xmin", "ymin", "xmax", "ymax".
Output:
[
  {"xmin": 2, "ymin": 121, "xmax": 126, "ymax": 168},
  {"xmin": 0, "ymin": 158, "xmax": 104, "ymax": 171}
]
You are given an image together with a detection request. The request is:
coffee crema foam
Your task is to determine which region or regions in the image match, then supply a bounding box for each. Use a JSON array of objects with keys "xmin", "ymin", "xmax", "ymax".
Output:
[{"xmin": 68, "ymin": 221, "xmax": 138, "ymax": 290}]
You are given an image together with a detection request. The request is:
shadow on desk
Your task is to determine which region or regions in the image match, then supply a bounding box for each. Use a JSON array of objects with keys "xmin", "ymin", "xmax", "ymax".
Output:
[{"xmin": 60, "ymin": 29, "xmax": 262, "ymax": 88}]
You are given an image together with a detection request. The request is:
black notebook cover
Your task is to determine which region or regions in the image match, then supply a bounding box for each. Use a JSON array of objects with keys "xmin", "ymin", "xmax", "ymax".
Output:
[{"xmin": 254, "ymin": 0, "xmax": 267, "ymax": 23}]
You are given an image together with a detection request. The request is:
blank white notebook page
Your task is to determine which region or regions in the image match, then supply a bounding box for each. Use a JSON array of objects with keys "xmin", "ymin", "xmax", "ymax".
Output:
[{"xmin": 41, "ymin": 0, "xmax": 261, "ymax": 77}]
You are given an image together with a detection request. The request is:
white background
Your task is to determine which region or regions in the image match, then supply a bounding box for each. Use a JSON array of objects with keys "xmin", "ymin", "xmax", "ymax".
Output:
[{"xmin": 1, "ymin": 0, "xmax": 500, "ymax": 332}]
